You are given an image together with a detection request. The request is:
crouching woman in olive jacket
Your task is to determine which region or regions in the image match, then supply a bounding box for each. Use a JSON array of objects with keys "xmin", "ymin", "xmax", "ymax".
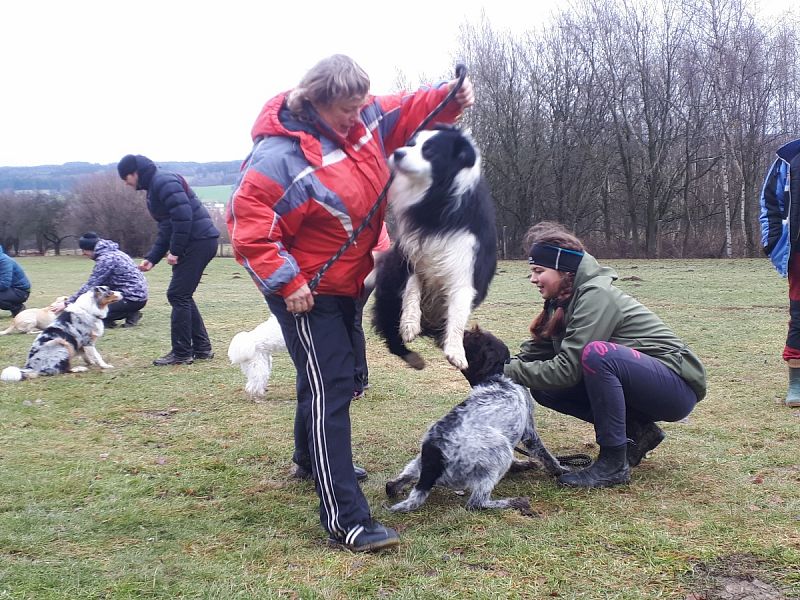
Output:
[{"xmin": 504, "ymin": 222, "xmax": 706, "ymax": 488}]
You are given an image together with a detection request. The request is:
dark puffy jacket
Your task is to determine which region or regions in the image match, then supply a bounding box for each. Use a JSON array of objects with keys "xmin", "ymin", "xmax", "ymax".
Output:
[
  {"xmin": 0, "ymin": 244, "xmax": 30, "ymax": 292},
  {"xmin": 131, "ymin": 155, "xmax": 219, "ymax": 264}
]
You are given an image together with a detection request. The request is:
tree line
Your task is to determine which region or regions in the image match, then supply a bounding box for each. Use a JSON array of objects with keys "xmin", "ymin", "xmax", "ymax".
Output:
[
  {"xmin": 458, "ymin": 0, "xmax": 799, "ymax": 257},
  {"xmin": 2, "ymin": 0, "xmax": 798, "ymax": 259}
]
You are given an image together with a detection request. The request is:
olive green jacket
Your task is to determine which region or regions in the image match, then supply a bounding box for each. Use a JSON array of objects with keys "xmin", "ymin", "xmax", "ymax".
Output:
[{"xmin": 503, "ymin": 253, "xmax": 707, "ymax": 401}]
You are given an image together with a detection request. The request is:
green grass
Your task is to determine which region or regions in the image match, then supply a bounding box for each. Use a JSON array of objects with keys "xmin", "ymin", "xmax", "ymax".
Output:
[
  {"xmin": 1, "ymin": 257, "xmax": 798, "ymax": 599},
  {"xmin": 194, "ymin": 185, "xmax": 234, "ymax": 204}
]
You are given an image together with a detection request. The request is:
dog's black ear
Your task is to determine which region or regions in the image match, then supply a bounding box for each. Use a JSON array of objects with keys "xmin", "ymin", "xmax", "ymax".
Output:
[{"xmin": 455, "ymin": 136, "xmax": 477, "ymax": 168}]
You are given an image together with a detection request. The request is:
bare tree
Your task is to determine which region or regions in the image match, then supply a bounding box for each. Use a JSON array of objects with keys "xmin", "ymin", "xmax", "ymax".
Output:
[{"xmin": 69, "ymin": 172, "xmax": 155, "ymax": 257}]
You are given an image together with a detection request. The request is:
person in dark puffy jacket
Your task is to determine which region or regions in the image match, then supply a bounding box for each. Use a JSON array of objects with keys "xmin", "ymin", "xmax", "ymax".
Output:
[
  {"xmin": 0, "ymin": 244, "xmax": 30, "ymax": 317},
  {"xmin": 117, "ymin": 154, "xmax": 219, "ymax": 365},
  {"xmin": 53, "ymin": 232, "xmax": 148, "ymax": 327}
]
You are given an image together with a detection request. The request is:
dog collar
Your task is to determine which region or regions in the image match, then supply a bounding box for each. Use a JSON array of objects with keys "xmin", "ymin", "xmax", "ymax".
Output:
[{"xmin": 528, "ymin": 244, "xmax": 584, "ymax": 273}]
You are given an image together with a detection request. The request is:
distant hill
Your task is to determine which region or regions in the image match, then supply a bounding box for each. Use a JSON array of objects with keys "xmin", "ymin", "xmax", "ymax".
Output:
[{"xmin": 0, "ymin": 160, "xmax": 241, "ymax": 192}]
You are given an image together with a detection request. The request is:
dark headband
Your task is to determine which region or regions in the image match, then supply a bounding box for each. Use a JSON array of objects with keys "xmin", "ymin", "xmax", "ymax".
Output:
[{"xmin": 528, "ymin": 243, "xmax": 584, "ymax": 273}]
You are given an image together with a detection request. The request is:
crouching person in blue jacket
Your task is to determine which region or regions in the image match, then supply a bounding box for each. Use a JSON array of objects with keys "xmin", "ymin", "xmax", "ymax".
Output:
[{"xmin": 0, "ymin": 245, "xmax": 30, "ymax": 317}]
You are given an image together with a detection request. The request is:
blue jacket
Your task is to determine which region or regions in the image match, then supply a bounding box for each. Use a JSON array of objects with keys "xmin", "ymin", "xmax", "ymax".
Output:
[
  {"xmin": 68, "ymin": 238, "xmax": 149, "ymax": 304},
  {"xmin": 0, "ymin": 245, "xmax": 31, "ymax": 292},
  {"xmin": 131, "ymin": 155, "xmax": 219, "ymax": 265},
  {"xmin": 759, "ymin": 139, "xmax": 800, "ymax": 276}
]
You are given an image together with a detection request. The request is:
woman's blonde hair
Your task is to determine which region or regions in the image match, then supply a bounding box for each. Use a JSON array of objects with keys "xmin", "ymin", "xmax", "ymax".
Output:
[
  {"xmin": 286, "ymin": 54, "xmax": 370, "ymax": 114},
  {"xmin": 524, "ymin": 222, "xmax": 586, "ymax": 341}
]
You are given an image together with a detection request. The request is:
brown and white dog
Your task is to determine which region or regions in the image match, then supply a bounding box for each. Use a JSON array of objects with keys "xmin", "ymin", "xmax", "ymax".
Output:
[
  {"xmin": 0, "ymin": 296, "xmax": 68, "ymax": 335},
  {"xmin": 1, "ymin": 286, "xmax": 122, "ymax": 381}
]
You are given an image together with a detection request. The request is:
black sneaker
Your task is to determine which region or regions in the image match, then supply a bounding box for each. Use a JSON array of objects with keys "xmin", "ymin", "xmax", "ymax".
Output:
[
  {"xmin": 328, "ymin": 519, "xmax": 400, "ymax": 553},
  {"xmin": 153, "ymin": 352, "xmax": 194, "ymax": 366},
  {"xmin": 10, "ymin": 304, "xmax": 26, "ymax": 317},
  {"xmin": 123, "ymin": 311, "xmax": 142, "ymax": 328},
  {"xmin": 292, "ymin": 463, "xmax": 368, "ymax": 482},
  {"xmin": 104, "ymin": 319, "xmax": 119, "ymax": 329},
  {"xmin": 193, "ymin": 350, "xmax": 215, "ymax": 360}
]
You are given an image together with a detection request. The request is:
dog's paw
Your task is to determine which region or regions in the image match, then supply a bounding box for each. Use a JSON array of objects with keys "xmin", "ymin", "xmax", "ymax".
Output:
[
  {"xmin": 388, "ymin": 499, "xmax": 414, "ymax": 513},
  {"xmin": 444, "ymin": 347, "xmax": 468, "ymax": 371},
  {"xmin": 100, "ymin": 364, "xmax": 114, "ymax": 370},
  {"xmin": 399, "ymin": 319, "xmax": 421, "ymax": 343},
  {"xmin": 70, "ymin": 366, "xmax": 89, "ymax": 373}
]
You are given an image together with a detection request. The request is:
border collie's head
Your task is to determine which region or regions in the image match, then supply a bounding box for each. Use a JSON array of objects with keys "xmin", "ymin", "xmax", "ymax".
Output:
[{"xmin": 390, "ymin": 126, "xmax": 481, "ymax": 197}]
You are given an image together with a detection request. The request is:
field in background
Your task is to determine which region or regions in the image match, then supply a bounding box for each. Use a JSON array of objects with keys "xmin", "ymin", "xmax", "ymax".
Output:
[
  {"xmin": 0, "ymin": 257, "xmax": 798, "ymax": 599},
  {"xmin": 194, "ymin": 184, "xmax": 234, "ymax": 204}
]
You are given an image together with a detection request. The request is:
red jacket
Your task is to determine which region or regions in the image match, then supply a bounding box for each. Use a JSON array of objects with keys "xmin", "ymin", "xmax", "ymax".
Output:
[{"xmin": 227, "ymin": 84, "xmax": 461, "ymax": 298}]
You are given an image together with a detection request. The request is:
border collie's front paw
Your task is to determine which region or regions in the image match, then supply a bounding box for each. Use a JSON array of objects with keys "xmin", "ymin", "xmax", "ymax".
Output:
[
  {"xmin": 70, "ymin": 366, "xmax": 89, "ymax": 373},
  {"xmin": 399, "ymin": 320, "xmax": 421, "ymax": 343},
  {"xmin": 444, "ymin": 347, "xmax": 468, "ymax": 370}
]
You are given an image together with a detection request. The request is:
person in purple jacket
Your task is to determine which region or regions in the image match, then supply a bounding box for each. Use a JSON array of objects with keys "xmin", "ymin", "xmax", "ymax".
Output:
[{"xmin": 53, "ymin": 232, "xmax": 148, "ymax": 327}]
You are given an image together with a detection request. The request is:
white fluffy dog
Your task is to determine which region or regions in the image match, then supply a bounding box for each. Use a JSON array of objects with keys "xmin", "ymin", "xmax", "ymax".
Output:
[{"xmin": 227, "ymin": 314, "xmax": 287, "ymax": 397}]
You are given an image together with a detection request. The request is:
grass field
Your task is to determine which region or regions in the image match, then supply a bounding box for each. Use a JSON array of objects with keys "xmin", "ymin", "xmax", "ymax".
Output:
[
  {"xmin": 194, "ymin": 185, "xmax": 234, "ymax": 204},
  {"xmin": 0, "ymin": 256, "xmax": 798, "ymax": 599}
]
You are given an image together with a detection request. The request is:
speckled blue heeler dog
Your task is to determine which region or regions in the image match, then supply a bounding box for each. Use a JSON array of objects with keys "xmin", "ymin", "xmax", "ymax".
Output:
[
  {"xmin": 385, "ymin": 327, "xmax": 568, "ymax": 512},
  {"xmin": 1, "ymin": 286, "xmax": 122, "ymax": 381}
]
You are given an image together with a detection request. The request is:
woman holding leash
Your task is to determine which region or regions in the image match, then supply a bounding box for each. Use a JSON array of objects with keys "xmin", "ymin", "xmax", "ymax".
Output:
[
  {"xmin": 504, "ymin": 222, "xmax": 706, "ymax": 488},
  {"xmin": 227, "ymin": 54, "xmax": 473, "ymax": 552}
]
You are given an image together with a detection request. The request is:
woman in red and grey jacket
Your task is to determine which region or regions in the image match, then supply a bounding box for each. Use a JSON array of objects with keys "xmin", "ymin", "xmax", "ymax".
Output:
[{"xmin": 227, "ymin": 54, "xmax": 473, "ymax": 553}]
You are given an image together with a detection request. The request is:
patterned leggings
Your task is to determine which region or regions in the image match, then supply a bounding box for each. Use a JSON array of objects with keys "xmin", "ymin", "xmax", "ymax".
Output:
[{"xmin": 531, "ymin": 341, "xmax": 698, "ymax": 447}]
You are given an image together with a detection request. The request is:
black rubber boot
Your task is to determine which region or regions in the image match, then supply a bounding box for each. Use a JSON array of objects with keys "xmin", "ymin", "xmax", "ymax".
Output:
[
  {"xmin": 558, "ymin": 444, "xmax": 630, "ymax": 488},
  {"xmin": 626, "ymin": 419, "xmax": 666, "ymax": 467}
]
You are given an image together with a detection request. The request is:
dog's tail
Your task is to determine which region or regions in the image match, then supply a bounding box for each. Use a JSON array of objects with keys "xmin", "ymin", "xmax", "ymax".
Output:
[{"xmin": 1, "ymin": 366, "xmax": 26, "ymax": 382}]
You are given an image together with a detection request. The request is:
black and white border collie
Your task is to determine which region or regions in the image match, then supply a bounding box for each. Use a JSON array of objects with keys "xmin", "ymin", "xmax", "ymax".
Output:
[
  {"xmin": 1, "ymin": 286, "xmax": 122, "ymax": 381},
  {"xmin": 385, "ymin": 327, "xmax": 567, "ymax": 512},
  {"xmin": 373, "ymin": 125, "xmax": 497, "ymax": 370}
]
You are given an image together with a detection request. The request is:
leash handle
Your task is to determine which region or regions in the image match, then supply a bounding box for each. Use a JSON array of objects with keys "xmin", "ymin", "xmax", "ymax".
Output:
[{"xmin": 308, "ymin": 64, "xmax": 468, "ymax": 292}]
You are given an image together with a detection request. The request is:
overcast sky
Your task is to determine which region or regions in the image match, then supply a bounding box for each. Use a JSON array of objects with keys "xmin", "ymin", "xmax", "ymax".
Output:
[
  {"xmin": 2, "ymin": 0, "xmax": 792, "ymax": 168},
  {"xmin": 1, "ymin": 0, "xmax": 558, "ymax": 167}
]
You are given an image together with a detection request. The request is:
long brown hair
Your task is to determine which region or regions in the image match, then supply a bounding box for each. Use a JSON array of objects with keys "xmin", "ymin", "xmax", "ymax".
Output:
[{"xmin": 524, "ymin": 222, "xmax": 586, "ymax": 341}]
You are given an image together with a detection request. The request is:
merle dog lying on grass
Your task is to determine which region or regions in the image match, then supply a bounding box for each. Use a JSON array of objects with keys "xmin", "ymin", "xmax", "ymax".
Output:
[{"xmin": 386, "ymin": 326, "xmax": 568, "ymax": 512}]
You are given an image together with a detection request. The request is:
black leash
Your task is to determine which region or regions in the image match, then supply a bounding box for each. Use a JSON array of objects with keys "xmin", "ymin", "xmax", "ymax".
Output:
[
  {"xmin": 514, "ymin": 445, "xmax": 593, "ymax": 468},
  {"xmin": 307, "ymin": 64, "xmax": 469, "ymax": 292}
]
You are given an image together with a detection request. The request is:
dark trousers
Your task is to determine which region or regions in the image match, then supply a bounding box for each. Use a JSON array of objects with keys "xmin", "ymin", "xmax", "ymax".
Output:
[
  {"xmin": 532, "ymin": 341, "xmax": 698, "ymax": 448},
  {"xmin": 267, "ymin": 294, "xmax": 371, "ymax": 537},
  {"xmin": 785, "ymin": 251, "xmax": 800, "ymax": 360},
  {"xmin": 0, "ymin": 287, "xmax": 30, "ymax": 313},
  {"xmin": 105, "ymin": 298, "xmax": 147, "ymax": 323},
  {"xmin": 166, "ymin": 237, "xmax": 217, "ymax": 357}
]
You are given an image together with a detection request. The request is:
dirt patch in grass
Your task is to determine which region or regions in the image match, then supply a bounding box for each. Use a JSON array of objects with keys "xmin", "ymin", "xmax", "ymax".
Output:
[{"xmin": 685, "ymin": 553, "xmax": 796, "ymax": 599}]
